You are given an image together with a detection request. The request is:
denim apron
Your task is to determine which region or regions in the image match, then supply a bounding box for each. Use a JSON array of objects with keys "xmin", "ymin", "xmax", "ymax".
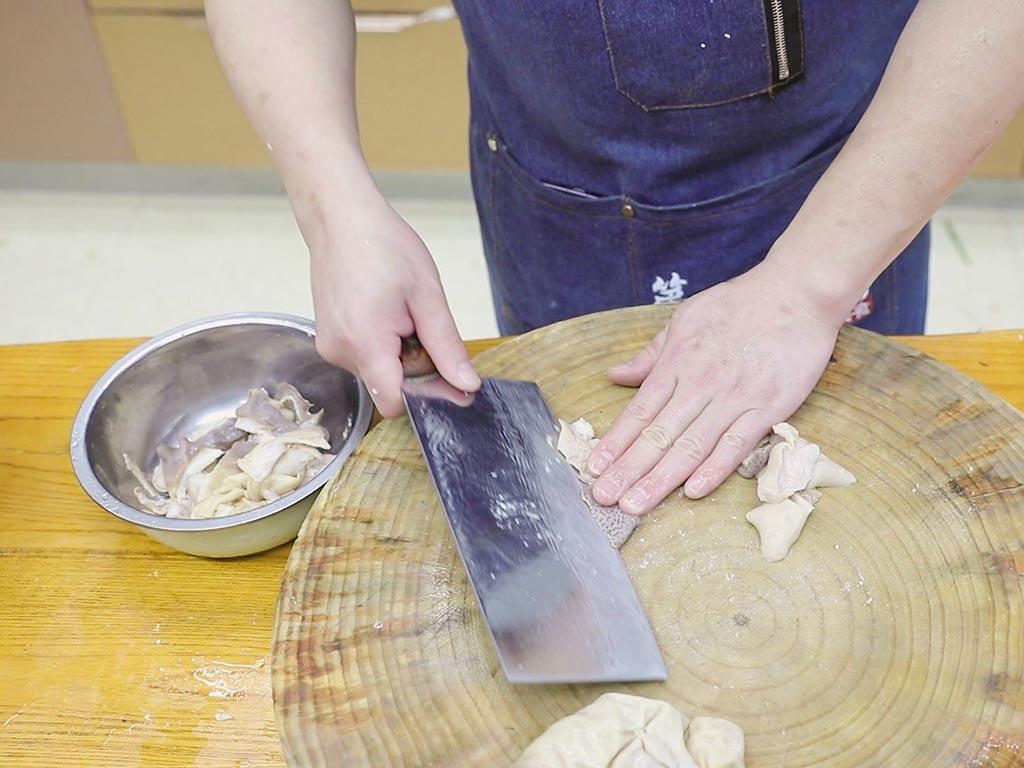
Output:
[{"xmin": 451, "ymin": 0, "xmax": 928, "ymax": 335}]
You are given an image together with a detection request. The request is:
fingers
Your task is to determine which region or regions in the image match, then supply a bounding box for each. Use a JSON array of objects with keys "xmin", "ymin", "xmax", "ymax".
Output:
[
  {"xmin": 586, "ymin": 372, "xmax": 677, "ymax": 489},
  {"xmin": 316, "ymin": 329, "xmax": 407, "ymax": 418},
  {"xmin": 409, "ymin": 285, "xmax": 481, "ymax": 392},
  {"xmin": 606, "ymin": 330, "xmax": 667, "ymax": 387},
  {"xmin": 683, "ymin": 409, "xmax": 775, "ymax": 499},
  {"xmin": 355, "ymin": 337, "xmax": 407, "ymax": 418},
  {"xmin": 615, "ymin": 402, "xmax": 740, "ymax": 515},
  {"xmin": 590, "ymin": 390, "xmax": 711, "ymax": 508},
  {"xmin": 617, "ymin": 408, "xmax": 775, "ymax": 514}
]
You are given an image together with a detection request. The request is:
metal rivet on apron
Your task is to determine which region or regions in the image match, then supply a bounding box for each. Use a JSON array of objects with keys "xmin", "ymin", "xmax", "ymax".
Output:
[
  {"xmin": 486, "ymin": 133, "xmax": 499, "ymax": 152},
  {"xmin": 621, "ymin": 200, "xmax": 636, "ymax": 218}
]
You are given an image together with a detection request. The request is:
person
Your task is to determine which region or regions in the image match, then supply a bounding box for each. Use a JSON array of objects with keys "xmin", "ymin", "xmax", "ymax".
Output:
[{"xmin": 206, "ymin": 0, "xmax": 1024, "ymax": 516}]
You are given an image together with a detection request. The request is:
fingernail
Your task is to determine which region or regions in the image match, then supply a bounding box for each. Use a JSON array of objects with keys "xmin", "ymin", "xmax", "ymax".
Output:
[
  {"xmin": 457, "ymin": 362, "xmax": 481, "ymax": 389},
  {"xmin": 685, "ymin": 474, "xmax": 707, "ymax": 498},
  {"xmin": 608, "ymin": 361, "xmax": 632, "ymax": 372},
  {"xmin": 593, "ymin": 475, "xmax": 621, "ymax": 501},
  {"xmin": 621, "ymin": 487, "xmax": 648, "ymax": 511},
  {"xmin": 588, "ymin": 452, "xmax": 611, "ymax": 476}
]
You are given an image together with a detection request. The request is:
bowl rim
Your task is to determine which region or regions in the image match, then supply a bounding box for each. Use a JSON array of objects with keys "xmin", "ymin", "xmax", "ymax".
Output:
[{"xmin": 69, "ymin": 311, "xmax": 373, "ymax": 532}]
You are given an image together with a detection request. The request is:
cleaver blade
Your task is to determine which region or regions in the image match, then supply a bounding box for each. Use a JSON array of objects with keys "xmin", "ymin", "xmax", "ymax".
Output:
[{"xmin": 403, "ymin": 373, "xmax": 666, "ymax": 685}]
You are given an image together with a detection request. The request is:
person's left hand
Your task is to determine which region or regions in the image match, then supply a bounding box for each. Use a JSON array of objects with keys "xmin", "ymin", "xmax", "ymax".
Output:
[{"xmin": 587, "ymin": 262, "xmax": 849, "ymax": 515}]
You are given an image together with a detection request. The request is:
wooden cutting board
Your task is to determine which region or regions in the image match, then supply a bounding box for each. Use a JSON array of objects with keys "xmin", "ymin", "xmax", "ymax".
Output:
[{"xmin": 271, "ymin": 306, "xmax": 1024, "ymax": 767}]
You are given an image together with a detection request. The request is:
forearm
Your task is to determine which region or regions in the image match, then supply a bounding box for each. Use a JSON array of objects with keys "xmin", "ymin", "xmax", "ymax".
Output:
[
  {"xmin": 765, "ymin": 0, "xmax": 1024, "ymax": 317},
  {"xmin": 205, "ymin": 0, "xmax": 382, "ymax": 251}
]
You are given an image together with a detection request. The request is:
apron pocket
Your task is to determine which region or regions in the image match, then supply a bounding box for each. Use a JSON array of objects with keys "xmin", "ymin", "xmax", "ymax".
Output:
[
  {"xmin": 480, "ymin": 132, "xmax": 640, "ymax": 331},
  {"xmin": 597, "ymin": 0, "xmax": 804, "ymax": 110}
]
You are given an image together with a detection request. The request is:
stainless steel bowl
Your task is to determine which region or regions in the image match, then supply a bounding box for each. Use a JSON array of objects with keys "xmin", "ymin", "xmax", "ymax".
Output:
[{"xmin": 70, "ymin": 313, "xmax": 372, "ymax": 558}]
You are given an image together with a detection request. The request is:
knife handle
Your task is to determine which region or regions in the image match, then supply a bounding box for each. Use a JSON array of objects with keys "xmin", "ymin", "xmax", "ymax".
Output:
[{"xmin": 400, "ymin": 334, "xmax": 439, "ymax": 380}]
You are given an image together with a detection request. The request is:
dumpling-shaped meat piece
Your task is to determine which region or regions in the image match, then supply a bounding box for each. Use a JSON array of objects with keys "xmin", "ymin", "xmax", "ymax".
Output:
[
  {"xmin": 745, "ymin": 489, "xmax": 821, "ymax": 562},
  {"xmin": 686, "ymin": 717, "xmax": 746, "ymax": 768},
  {"xmin": 808, "ymin": 454, "xmax": 857, "ymax": 489},
  {"xmin": 756, "ymin": 424, "xmax": 820, "ymax": 504},
  {"xmin": 515, "ymin": 693, "xmax": 697, "ymax": 768}
]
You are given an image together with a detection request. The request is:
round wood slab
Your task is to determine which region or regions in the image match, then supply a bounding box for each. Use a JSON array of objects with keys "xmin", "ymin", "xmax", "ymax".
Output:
[{"xmin": 272, "ymin": 306, "xmax": 1024, "ymax": 767}]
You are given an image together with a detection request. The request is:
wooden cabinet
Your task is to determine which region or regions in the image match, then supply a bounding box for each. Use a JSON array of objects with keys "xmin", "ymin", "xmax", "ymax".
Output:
[
  {"xmin": 90, "ymin": 3, "xmax": 470, "ymax": 169},
  {"xmin": 0, "ymin": 0, "xmax": 132, "ymax": 162}
]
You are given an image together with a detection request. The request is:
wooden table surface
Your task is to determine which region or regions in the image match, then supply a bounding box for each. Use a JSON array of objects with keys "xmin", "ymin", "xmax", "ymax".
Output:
[{"xmin": 1, "ymin": 330, "xmax": 1022, "ymax": 767}]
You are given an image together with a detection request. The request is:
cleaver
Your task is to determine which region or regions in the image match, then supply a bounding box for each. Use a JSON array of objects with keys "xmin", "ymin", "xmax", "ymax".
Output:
[{"xmin": 400, "ymin": 336, "xmax": 666, "ymax": 684}]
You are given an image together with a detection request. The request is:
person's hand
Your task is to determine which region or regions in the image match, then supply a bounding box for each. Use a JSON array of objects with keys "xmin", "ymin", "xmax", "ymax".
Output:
[
  {"xmin": 587, "ymin": 263, "xmax": 849, "ymax": 514},
  {"xmin": 309, "ymin": 198, "xmax": 480, "ymax": 417}
]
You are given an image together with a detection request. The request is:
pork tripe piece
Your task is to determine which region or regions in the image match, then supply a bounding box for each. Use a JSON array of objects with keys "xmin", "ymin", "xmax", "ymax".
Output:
[
  {"xmin": 273, "ymin": 382, "xmax": 323, "ymax": 427},
  {"xmin": 556, "ymin": 418, "xmax": 640, "ymax": 548},
  {"xmin": 556, "ymin": 418, "xmax": 598, "ymax": 481},
  {"xmin": 192, "ymin": 485, "xmax": 247, "ymax": 519},
  {"xmin": 171, "ymin": 447, "xmax": 223, "ymax": 499},
  {"xmin": 259, "ymin": 473, "xmax": 303, "ymax": 501},
  {"xmin": 134, "ymin": 488, "xmax": 193, "ymax": 519},
  {"xmin": 126, "ymin": 381, "xmax": 331, "ymax": 520},
  {"xmin": 237, "ymin": 439, "xmax": 290, "ymax": 484},
  {"xmin": 154, "ymin": 440, "xmax": 199, "ymax": 494},
  {"xmin": 742, "ymin": 422, "xmax": 856, "ymax": 492},
  {"xmin": 235, "ymin": 387, "xmax": 298, "ymax": 436},
  {"xmin": 808, "ymin": 454, "xmax": 857, "ymax": 489},
  {"xmin": 516, "ymin": 693, "xmax": 698, "ymax": 768},
  {"xmin": 745, "ymin": 489, "xmax": 821, "ymax": 562},
  {"xmin": 278, "ymin": 427, "xmax": 331, "ymax": 451},
  {"xmin": 738, "ymin": 422, "xmax": 856, "ymax": 561},
  {"xmin": 123, "ymin": 453, "xmax": 159, "ymax": 498},
  {"xmin": 756, "ymin": 423, "xmax": 821, "ymax": 504},
  {"xmin": 273, "ymin": 445, "xmax": 334, "ymax": 484},
  {"xmin": 686, "ymin": 717, "xmax": 746, "ymax": 768},
  {"xmin": 237, "ymin": 428, "xmax": 331, "ymax": 484},
  {"xmin": 581, "ymin": 486, "xmax": 640, "ymax": 550},
  {"xmin": 203, "ymin": 439, "xmax": 257, "ymax": 495},
  {"xmin": 188, "ymin": 417, "xmax": 247, "ymax": 449},
  {"xmin": 736, "ymin": 432, "xmax": 785, "ymax": 479}
]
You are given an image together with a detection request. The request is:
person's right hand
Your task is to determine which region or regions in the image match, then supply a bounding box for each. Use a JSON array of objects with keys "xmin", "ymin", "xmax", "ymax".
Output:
[{"xmin": 308, "ymin": 198, "xmax": 481, "ymax": 417}]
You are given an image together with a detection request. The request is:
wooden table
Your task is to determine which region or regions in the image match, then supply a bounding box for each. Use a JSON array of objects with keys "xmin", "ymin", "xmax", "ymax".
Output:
[{"xmin": 1, "ymin": 331, "xmax": 1022, "ymax": 767}]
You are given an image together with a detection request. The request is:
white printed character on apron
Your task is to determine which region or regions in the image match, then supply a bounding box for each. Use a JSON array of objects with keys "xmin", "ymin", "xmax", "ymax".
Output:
[{"xmin": 652, "ymin": 272, "xmax": 688, "ymax": 304}]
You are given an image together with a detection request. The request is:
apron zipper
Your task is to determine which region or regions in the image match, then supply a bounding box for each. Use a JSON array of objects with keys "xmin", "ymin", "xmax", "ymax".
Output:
[{"xmin": 767, "ymin": 0, "xmax": 790, "ymax": 81}]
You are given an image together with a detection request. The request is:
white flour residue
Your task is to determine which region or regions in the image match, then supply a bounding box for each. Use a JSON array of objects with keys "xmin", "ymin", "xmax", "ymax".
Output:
[{"xmin": 192, "ymin": 657, "xmax": 267, "ymax": 699}]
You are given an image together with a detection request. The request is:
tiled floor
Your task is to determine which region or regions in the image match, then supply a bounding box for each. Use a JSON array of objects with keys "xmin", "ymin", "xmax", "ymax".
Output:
[{"xmin": 0, "ymin": 178, "xmax": 1022, "ymax": 345}]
